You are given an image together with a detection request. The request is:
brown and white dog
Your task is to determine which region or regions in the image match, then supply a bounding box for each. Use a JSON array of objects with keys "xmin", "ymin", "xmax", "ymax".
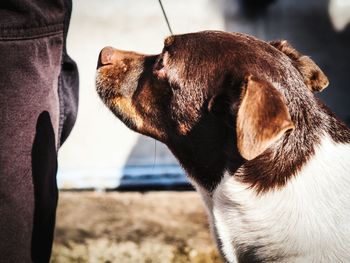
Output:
[{"xmin": 96, "ymin": 31, "xmax": 350, "ymax": 263}]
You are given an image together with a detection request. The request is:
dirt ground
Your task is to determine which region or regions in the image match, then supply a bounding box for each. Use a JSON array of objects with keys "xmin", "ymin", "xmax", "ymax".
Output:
[{"xmin": 51, "ymin": 191, "xmax": 222, "ymax": 263}]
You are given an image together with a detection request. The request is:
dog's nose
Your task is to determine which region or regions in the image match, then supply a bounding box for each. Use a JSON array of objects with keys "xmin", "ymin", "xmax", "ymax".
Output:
[{"xmin": 97, "ymin": 46, "xmax": 116, "ymax": 69}]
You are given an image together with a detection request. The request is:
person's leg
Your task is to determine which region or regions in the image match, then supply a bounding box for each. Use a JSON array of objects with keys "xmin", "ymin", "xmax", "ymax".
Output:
[
  {"xmin": 0, "ymin": 1, "xmax": 78, "ymax": 262},
  {"xmin": 0, "ymin": 33, "xmax": 62, "ymax": 262}
]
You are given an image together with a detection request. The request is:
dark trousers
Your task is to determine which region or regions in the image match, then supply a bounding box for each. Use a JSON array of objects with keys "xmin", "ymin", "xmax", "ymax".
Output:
[{"xmin": 0, "ymin": 1, "xmax": 78, "ymax": 262}]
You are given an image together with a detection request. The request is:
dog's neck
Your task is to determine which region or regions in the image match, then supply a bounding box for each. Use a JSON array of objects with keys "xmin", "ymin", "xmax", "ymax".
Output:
[
  {"xmin": 167, "ymin": 114, "xmax": 244, "ymax": 193},
  {"xmin": 168, "ymin": 99, "xmax": 350, "ymax": 194}
]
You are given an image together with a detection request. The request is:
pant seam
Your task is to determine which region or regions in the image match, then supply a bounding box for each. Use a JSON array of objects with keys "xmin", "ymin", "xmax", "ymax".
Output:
[{"xmin": 0, "ymin": 23, "xmax": 64, "ymax": 41}]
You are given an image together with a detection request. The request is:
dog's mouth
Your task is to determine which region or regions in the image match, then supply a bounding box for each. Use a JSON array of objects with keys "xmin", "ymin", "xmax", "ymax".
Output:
[
  {"xmin": 96, "ymin": 47, "xmax": 142, "ymax": 129},
  {"xmin": 96, "ymin": 71, "xmax": 119, "ymax": 105},
  {"xmin": 96, "ymin": 81, "xmax": 145, "ymax": 135}
]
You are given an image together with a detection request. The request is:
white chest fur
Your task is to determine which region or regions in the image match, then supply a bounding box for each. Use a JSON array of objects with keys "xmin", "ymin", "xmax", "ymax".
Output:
[{"xmin": 207, "ymin": 135, "xmax": 350, "ymax": 263}]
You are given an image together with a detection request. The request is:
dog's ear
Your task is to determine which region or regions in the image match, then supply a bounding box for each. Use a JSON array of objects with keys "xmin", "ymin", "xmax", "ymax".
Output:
[
  {"xmin": 236, "ymin": 75, "xmax": 295, "ymax": 160},
  {"xmin": 270, "ymin": 40, "xmax": 329, "ymax": 92}
]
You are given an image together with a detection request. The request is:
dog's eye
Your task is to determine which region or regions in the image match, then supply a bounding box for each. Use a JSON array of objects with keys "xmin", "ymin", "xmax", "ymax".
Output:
[
  {"xmin": 155, "ymin": 57, "xmax": 164, "ymax": 71},
  {"xmin": 154, "ymin": 56, "xmax": 167, "ymax": 79}
]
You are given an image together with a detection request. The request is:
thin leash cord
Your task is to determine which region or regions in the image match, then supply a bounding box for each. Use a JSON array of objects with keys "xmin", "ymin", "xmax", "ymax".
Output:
[
  {"xmin": 153, "ymin": 139, "xmax": 157, "ymax": 169},
  {"xmin": 158, "ymin": 0, "xmax": 173, "ymax": 35},
  {"xmin": 153, "ymin": 0, "xmax": 171, "ymax": 169}
]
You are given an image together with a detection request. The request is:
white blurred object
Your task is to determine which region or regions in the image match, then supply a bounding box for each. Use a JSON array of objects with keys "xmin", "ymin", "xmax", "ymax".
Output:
[{"xmin": 329, "ymin": 0, "xmax": 350, "ymax": 32}]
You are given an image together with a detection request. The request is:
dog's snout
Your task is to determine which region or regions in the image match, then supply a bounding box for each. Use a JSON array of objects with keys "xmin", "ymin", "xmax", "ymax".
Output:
[{"xmin": 97, "ymin": 46, "xmax": 118, "ymax": 69}]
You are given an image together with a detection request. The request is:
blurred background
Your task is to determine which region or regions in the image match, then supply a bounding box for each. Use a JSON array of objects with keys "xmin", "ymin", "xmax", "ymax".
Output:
[{"xmin": 53, "ymin": 0, "xmax": 350, "ymax": 262}]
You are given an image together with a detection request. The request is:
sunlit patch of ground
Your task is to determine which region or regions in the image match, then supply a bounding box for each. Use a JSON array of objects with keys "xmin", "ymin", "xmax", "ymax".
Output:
[{"xmin": 51, "ymin": 191, "xmax": 222, "ymax": 263}]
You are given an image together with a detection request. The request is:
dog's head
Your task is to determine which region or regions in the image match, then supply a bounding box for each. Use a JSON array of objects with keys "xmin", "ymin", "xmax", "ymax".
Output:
[{"xmin": 96, "ymin": 31, "xmax": 328, "ymax": 188}]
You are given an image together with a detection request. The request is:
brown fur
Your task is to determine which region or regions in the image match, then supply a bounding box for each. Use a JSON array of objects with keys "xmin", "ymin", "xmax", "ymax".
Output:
[
  {"xmin": 269, "ymin": 40, "xmax": 329, "ymax": 92},
  {"xmin": 237, "ymin": 75, "xmax": 294, "ymax": 160},
  {"xmin": 96, "ymin": 30, "xmax": 350, "ymax": 194}
]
